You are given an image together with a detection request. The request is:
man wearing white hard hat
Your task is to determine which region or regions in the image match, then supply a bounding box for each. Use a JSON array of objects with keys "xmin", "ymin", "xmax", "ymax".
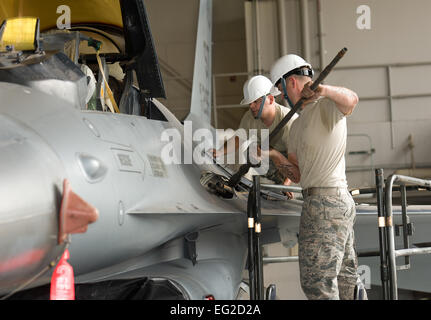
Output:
[
  {"xmin": 213, "ymin": 75, "xmax": 298, "ymax": 195},
  {"xmin": 270, "ymin": 54, "xmax": 367, "ymax": 300}
]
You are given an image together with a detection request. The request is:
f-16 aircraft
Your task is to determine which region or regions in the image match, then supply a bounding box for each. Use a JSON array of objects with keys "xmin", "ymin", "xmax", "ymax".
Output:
[
  {"xmin": 0, "ymin": 0, "xmax": 303, "ymax": 300},
  {"xmin": 1, "ymin": 0, "xmax": 430, "ymax": 300}
]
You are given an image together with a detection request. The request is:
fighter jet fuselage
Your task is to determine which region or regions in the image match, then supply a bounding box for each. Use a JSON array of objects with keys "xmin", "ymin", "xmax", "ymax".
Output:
[{"xmin": 0, "ymin": 75, "xmax": 257, "ymax": 298}]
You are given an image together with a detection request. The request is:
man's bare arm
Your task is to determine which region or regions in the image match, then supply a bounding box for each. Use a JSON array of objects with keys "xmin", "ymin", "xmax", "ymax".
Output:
[
  {"xmin": 302, "ymin": 82, "xmax": 359, "ymax": 116},
  {"xmin": 321, "ymin": 85, "xmax": 358, "ymax": 115}
]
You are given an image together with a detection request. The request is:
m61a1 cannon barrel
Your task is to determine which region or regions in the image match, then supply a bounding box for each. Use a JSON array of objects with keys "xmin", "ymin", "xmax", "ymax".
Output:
[{"xmin": 228, "ymin": 48, "xmax": 348, "ymax": 188}]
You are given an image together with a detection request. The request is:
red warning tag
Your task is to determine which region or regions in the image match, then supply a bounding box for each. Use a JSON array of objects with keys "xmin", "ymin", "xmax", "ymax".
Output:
[{"xmin": 50, "ymin": 249, "xmax": 75, "ymax": 300}]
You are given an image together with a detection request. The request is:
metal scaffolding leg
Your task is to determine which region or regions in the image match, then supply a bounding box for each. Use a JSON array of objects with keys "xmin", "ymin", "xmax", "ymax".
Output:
[
  {"xmin": 246, "ymin": 188, "xmax": 256, "ymax": 300},
  {"xmin": 246, "ymin": 176, "xmax": 265, "ymax": 300},
  {"xmin": 375, "ymin": 169, "xmax": 390, "ymax": 299},
  {"xmin": 253, "ymin": 175, "xmax": 264, "ymax": 300}
]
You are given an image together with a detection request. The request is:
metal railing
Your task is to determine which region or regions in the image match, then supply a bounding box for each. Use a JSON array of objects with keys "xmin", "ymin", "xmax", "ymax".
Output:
[{"xmin": 375, "ymin": 168, "xmax": 431, "ymax": 300}]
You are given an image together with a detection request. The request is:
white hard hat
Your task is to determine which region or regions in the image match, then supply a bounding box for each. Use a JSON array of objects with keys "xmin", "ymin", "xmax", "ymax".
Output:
[
  {"xmin": 270, "ymin": 54, "xmax": 313, "ymax": 86},
  {"xmin": 240, "ymin": 75, "xmax": 281, "ymax": 105}
]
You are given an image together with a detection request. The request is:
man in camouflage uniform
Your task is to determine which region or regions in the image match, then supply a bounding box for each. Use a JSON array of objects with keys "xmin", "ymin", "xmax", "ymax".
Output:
[{"xmin": 269, "ymin": 54, "xmax": 367, "ymax": 300}]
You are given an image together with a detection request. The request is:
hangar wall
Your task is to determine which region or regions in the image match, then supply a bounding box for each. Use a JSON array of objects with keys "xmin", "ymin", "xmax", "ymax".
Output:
[
  {"xmin": 243, "ymin": 0, "xmax": 431, "ymax": 188},
  {"xmin": 321, "ymin": 0, "xmax": 431, "ymax": 188},
  {"xmin": 146, "ymin": 0, "xmax": 250, "ymax": 131},
  {"xmin": 145, "ymin": 0, "xmax": 198, "ymax": 121},
  {"xmin": 146, "ymin": 0, "xmax": 431, "ymax": 188}
]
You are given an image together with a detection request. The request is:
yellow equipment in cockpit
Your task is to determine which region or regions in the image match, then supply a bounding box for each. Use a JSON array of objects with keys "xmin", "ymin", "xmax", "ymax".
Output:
[{"xmin": 0, "ymin": 17, "xmax": 39, "ymax": 52}]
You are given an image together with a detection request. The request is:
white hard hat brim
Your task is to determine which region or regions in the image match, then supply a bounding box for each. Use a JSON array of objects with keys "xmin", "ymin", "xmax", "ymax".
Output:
[
  {"xmin": 270, "ymin": 87, "xmax": 281, "ymax": 97},
  {"xmin": 240, "ymin": 91, "xmax": 279, "ymax": 105},
  {"xmin": 240, "ymin": 97, "xmax": 252, "ymax": 105}
]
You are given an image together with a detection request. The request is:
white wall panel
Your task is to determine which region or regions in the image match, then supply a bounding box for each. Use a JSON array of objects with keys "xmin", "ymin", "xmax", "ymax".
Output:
[
  {"xmin": 327, "ymin": 67, "xmax": 387, "ymax": 98},
  {"xmin": 392, "ymin": 97, "xmax": 431, "ymax": 121},
  {"xmin": 348, "ymin": 100, "xmax": 390, "ymax": 123},
  {"xmin": 321, "ymin": 0, "xmax": 431, "ymax": 66},
  {"xmin": 390, "ymin": 65, "xmax": 431, "ymax": 96}
]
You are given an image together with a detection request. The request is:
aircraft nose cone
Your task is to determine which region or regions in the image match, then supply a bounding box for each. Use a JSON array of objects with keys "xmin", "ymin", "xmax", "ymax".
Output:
[{"xmin": 0, "ymin": 114, "xmax": 65, "ymax": 295}]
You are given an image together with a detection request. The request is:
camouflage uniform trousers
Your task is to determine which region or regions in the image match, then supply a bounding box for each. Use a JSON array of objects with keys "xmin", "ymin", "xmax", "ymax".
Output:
[{"xmin": 298, "ymin": 189, "xmax": 366, "ymax": 300}]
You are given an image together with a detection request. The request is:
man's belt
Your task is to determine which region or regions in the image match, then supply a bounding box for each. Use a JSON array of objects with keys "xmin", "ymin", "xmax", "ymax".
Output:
[{"xmin": 302, "ymin": 187, "xmax": 348, "ymax": 198}]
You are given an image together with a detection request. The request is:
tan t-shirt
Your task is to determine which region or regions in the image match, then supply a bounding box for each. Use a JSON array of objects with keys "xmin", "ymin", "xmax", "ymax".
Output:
[
  {"xmin": 239, "ymin": 103, "xmax": 298, "ymax": 153},
  {"xmin": 288, "ymin": 97, "xmax": 348, "ymax": 189}
]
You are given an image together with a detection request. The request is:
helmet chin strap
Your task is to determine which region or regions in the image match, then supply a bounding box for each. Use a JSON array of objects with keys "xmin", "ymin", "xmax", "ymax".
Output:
[
  {"xmin": 254, "ymin": 95, "xmax": 266, "ymax": 119},
  {"xmin": 280, "ymin": 77, "xmax": 294, "ymax": 109}
]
